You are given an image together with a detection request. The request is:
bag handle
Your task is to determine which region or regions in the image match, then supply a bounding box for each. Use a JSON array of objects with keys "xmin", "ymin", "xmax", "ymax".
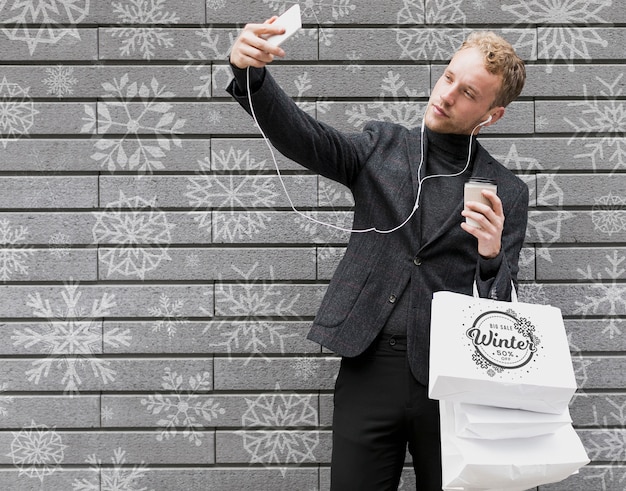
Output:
[{"xmin": 472, "ymin": 280, "xmax": 518, "ymax": 303}]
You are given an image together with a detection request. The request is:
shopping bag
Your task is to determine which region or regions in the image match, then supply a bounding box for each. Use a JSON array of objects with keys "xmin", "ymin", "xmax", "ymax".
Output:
[
  {"xmin": 429, "ymin": 288, "xmax": 576, "ymax": 414},
  {"xmin": 453, "ymin": 402, "xmax": 572, "ymax": 440},
  {"xmin": 440, "ymin": 400, "xmax": 590, "ymax": 491}
]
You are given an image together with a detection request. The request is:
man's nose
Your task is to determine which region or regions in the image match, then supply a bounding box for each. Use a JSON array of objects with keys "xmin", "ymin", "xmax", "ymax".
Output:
[{"xmin": 440, "ymin": 87, "xmax": 454, "ymax": 106}]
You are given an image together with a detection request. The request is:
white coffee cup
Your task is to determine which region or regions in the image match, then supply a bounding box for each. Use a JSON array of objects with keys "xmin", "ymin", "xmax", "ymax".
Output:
[{"xmin": 464, "ymin": 178, "xmax": 497, "ymax": 228}]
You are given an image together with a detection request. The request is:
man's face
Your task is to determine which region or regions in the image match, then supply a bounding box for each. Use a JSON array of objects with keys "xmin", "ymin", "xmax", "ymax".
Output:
[{"xmin": 424, "ymin": 47, "xmax": 503, "ymax": 135}]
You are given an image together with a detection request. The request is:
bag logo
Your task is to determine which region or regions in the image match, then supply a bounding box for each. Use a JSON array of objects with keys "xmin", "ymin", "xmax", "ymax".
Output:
[{"xmin": 466, "ymin": 310, "xmax": 540, "ymax": 376}]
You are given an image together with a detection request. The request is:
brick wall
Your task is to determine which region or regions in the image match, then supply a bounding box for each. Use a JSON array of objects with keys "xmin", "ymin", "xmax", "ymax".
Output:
[{"xmin": 0, "ymin": 1, "xmax": 624, "ymax": 489}]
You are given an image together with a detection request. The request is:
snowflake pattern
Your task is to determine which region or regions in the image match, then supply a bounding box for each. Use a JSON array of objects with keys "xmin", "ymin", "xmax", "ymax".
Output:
[
  {"xmin": 263, "ymin": 0, "xmax": 356, "ymax": 21},
  {"xmin": 584, "ymin": 398, "xmax": 626, "ymax": 489},
  {"xmin": 345, "ymin": 70, "xmax": 427, "ymax": 130},
  {"xmin": 81, "ymin": 74, "xmax": 185, "ymax": 172},
  {"xmin": 592, "ymin": 192, "xmax": 626, "ymax": 235},
  {"xmin": 564, "ymin": 74, "xmax": 626, "ymax": 173},
  {"xmin": 206, "ymin": 0, "xmax": 225, "ymax": 9},
  {"xmin": 148, "ymin": 293, "xmax": 188, "ymax": 338},
  {"xmin": 210, "ymin": 263, "xmax": 300, "ymax": 363},
  {"xmin": 0, "ymin": 382, "xmax": 14, "ymax": 417},
  {"xmin": 106, "ymin": 0, "xmax": 179, "ymax": 60},
  {"xmin": 181, "ymin": 28, "xmax": 235, "ymax": 99},
  {"xmin": 0, "ymin": 76, "xmax": 38, "ymax": 148},
  {"xmin": 501, "ymin": 0, "xmax": 611, "ymax": 72},
  {"xmin": 11, "ymin": 280, "xmax": 130, "ymax": 394},
  {"xmin": 72, "ymin": 447, "xmax": 152, "ymax": 491},
  {"xmin": 141, "ymin": 368, "xmax": 224, "ymax": 446},
  {"xmin": 0, "ymin": 218, "xmax": 33, "ymax": 281},
  {"xmin": 492, "ymin": 144, "xmax": 573, "ymax": 266},
  {"xmin": 42, "ymin": 65, "xmax": 78, "ymax": 98},
  {"xmin": 93, "ymin": 192, "xmax": 174, "ymax": 280},
  {"xmin": 395, "ymin": 0, "xmax": 466, "ymax": 61},
  {"xmin": 239, "ymin": 384, "xmax": 319, "ymax": 476},
  {"xmin": 186, "ymin": 150, "xmax": 279, "ymax": 242},
  {"xmin": 0, "ymin": 0, "xmax": 89, "ymax": 55},
  {"xmin": 574, "ymin": 251, "xmax": 626, "ymax": 340},
  {"xmin": 7, "ymin": 421, "xmax": 66, "ymax": 482},
  {"xmin": 292, "ymin": 356, "xmax": 318, "ymax": 381},
  {"xmin": 48, "ymin": 232, "xmax": 71, "ymax": 259}
]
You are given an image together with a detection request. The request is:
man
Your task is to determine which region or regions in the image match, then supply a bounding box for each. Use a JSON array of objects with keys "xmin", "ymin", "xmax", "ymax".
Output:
[{"xmin": 228, "ymin": 19, "xmax": 528, "ymax": 491}]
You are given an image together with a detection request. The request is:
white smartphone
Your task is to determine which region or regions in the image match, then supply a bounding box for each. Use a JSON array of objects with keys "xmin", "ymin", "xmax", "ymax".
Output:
[{"xmin": 264, "ymin": 4, "xmax": 302, "ymax": 46}]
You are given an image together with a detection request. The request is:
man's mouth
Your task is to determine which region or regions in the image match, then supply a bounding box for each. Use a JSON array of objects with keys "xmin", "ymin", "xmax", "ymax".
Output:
[{"xmin": 432, "ymin": 105, "xmax": 449, "ymax": 118}]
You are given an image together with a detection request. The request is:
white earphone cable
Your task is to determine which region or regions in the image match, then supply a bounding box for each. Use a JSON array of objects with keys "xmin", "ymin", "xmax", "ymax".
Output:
[{"xmin": 245, "ymin": 66, "xmax": 485, "ymax": 235}]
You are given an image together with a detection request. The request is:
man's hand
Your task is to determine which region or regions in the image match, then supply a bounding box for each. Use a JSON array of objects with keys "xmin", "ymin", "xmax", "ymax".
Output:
[
  {"xmin": 230, "ymin": 17, "xmax": 286, "ymax": 69},
  {"xmin": 461, "ymin": 189, "xmax": 504, "ymax": 259}
]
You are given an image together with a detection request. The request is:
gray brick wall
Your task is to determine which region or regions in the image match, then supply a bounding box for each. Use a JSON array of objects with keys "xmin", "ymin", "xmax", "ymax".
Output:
[{"xmin": 0, "ymin": 1, "xmax": 623, "ymax": 489}]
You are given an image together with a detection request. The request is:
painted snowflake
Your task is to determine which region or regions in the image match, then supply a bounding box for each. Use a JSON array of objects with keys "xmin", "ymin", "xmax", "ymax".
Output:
[
  {"xmin": 574, "ymin": 251, "xmax": 626, "ymax": 340},
  {"xmin": 107, "ymin": 0, "xmax": 180, "ymax": 60},
  {"xmin": 493, "ymin": 144, "xmax": 573, "ymax": 266},
  {"xmin": 48, "ymin": 232, "xmax": 71, "ymax": 258},
  {"xmin": 207, "ymin": 0, "xmax": 225, "ymax": 10},
  {"xmin": 0, "ymin": 382, "xmax": 14, "ymax": 417},
  {"xmin": 0, "ymin": 218, "xmax": 33, "ymax": 281},
  {"xmin": 187, "ymin": 150, "xmax": 280, "ymax": 242},
  {"xmin": 292, "ymin": 356, "xmax": 318, "ymax": 381},
  {"xmin": 591, "ymin": 192, "xmax": 626, "ymax": 236},
  {"xmin": 93, "ymin": 192, "xmax": 174, "ymax": 280},
  {"xmin": 0, "ymin": 0, "xmax": 89, "ymax": 55},
  {"xmin": 346, "ymin": 70, "xmax": 427, "ymax": 130},
  {"xmin": 564, "ymin": 74, "xmax": 626, "ymax": 172},
  {"xmin": 240, "ymin": 384, "xmax": 319, "ymax": 476},
  {"xmin": 148, "ymin": 293, "xmax": 188, "ymax": 338},
  {"xmin": 0, "ymin": 76, "xmax": 38, "ymax": 148},
  {"xmin": 395, "ymin": 0, "xmax": 466, "ymax": 61},
  {"xmin": 292, "ymin": 71, "xmax": 330, "ymax": 116},
  {"xmin": 210, "ymin": 263, "xmax": 300, "ymax": 363},
  {"xmin": 263, "ymin": 0, "xmax": 356, "ymax": 21},
  {"xmin": 11, "ymin": 280, "xmax": 130, "ymax": 394},
  {"xmin": 585, "ymin": 399, "xmax": 626, "ymax": 490},
  {"xmin": 182, "ymin": 28, "xmax": 235, "ymax": 99},
  {"xmin": 43, "ymin": 65, "xmax": 78, "ymax": 98},
  {"xmin": 81, "ymin": 74, "xmax": 185, "ymax": 173},
  {"xmin": 7, "ymin": 420, "xmax": 66, "ymax": 482},
  {"xmin": 141, "ymin": 368, "xmax": 224, "ymax": 446},
  {"xmin": 501, "ymin": 0, "xmax": 611, "ymax": 72},
  {"xmin": 72, "ymin": 447, "xmax": 152, "ymax": 491}
]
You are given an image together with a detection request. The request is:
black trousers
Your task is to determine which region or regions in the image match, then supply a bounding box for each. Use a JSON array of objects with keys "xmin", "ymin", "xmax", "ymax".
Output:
[{"xmin": 331, "ymin": 333, "xmax": 442, "ymax": 491}]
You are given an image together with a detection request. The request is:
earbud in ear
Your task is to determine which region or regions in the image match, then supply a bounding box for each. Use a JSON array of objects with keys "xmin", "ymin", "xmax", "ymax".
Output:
[{"xmin": 479, "ymin": 114, "xmax": 493, "ymax": 126}]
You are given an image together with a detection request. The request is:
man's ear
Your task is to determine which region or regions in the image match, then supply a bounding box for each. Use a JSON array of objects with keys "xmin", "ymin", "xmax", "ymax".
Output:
[{"xmin": 485, "ymin": 106, "xmax": 505, "ymax": 127}]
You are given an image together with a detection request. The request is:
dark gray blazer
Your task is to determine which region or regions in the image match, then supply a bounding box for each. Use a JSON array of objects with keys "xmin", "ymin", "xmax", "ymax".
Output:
[{"xmin": 227, "ymin": 69, "xmax": 529, "ymax": 385}]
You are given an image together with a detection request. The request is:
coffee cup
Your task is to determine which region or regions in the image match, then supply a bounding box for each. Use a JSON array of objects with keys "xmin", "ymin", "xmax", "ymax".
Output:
[{"xmin": 464, "ymin": 178, "xmax": 497, "ymax": 228}]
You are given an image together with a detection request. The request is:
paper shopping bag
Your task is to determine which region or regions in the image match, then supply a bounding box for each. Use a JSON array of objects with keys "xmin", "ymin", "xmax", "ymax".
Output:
[
  {"xmin": 440, "ymin": 401, "xmax": 590, "ymax": 491},
  {"xmin": 453, "ymin": 402, "xmax": 572, "ymax": 440},
  {"xmin": 429, "ymin": 290, "xmax": 576, "ymax": 413}
]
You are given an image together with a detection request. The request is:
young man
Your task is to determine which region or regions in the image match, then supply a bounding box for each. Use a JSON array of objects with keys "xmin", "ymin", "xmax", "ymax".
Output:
[{"xmin": 228, "ymin": 20, "xmax": 528, "ymax": 491}]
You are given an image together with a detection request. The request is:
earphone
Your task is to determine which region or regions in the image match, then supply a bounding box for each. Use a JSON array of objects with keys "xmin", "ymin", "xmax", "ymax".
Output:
[
  {"xmin": 479, "ymin": 114, "xmax": 493, "ymax": 126},
  {"xmin": 246, "ymin": 67, "xmax": 487, "ymax": 235}
]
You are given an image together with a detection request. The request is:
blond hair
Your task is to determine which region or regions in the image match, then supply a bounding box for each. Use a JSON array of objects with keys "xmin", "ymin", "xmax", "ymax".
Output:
[{"xmin": 460, "ymin": 31, "xmax": 526, "ymax": 108}]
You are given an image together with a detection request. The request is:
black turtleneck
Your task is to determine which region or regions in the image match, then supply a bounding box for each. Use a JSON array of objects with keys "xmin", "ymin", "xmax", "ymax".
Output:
[
  {"xmin": 382, "ymin": 127, "xmax": 476, "ymax": 335},
  {"xmin": 419, "ymin": 127, "xmax": 475, "ymax": 241}
]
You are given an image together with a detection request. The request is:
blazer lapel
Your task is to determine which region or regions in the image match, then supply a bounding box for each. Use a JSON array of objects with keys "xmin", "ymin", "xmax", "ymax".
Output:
[{"xmin": 407, "ymin": 127, "xmax": 424, "ymax": 198}]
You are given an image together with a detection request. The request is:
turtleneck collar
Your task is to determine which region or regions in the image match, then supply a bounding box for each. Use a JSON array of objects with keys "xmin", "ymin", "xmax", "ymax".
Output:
[{"xmin": 424, "ymin": 126, "xmax": 477, "ymax": 162}]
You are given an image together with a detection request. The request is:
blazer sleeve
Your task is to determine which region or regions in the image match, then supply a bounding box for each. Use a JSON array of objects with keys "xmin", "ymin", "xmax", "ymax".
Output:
[
  {"xmin": 226, "ymin": 67, "xmax": 380, "ymax": 188},
  {"xmin": 474, "ymin": 179, "xmax": 529, "ymax": 301}
]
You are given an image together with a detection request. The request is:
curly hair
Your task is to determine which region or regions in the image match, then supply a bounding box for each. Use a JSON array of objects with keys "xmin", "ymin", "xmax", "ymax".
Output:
[{"xmin": 460, "ymin": 31, "xmax": 526, "ymax": 108}]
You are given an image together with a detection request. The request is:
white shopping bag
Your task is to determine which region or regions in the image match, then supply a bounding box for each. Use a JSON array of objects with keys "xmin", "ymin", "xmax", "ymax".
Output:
[
  {"xmin": 440, "ymin": 401, "xmax": 589, "ymax": 491},
  {"xmin": 429, "ymin": 290, "xmax": 576, "ymax": 414},
  {"xmin": 454, "ymin": 402, "xmax": 572, "ymax": 440}
]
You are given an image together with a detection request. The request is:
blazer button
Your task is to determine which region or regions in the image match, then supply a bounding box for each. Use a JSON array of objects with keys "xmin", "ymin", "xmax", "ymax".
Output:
[
  {"xmin": 388, "ymin": 294, "xmax": 397, "ymax": 303},
  {"xmin": 413, "ymin": 256, "xmax": 422, "ymax": 266}
]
